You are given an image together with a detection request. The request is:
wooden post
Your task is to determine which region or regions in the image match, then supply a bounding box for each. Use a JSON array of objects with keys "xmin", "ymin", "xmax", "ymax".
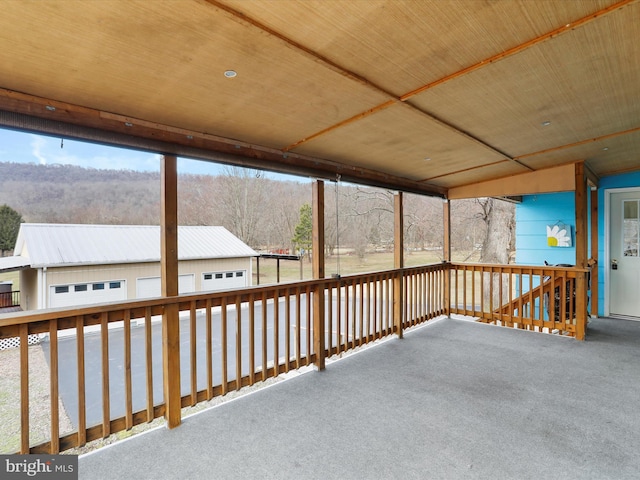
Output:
[
  {"xmin": 575, "ymin": 162, "xmax": 588, "ymax": 340},
  {"xmin": 443, "ymin": 199, "xmax": 451, "ymax": 314},
  {"xmin": 161, "ymin": 155, "xmax": 181, "ymax": 427},
  {"xmin": 393, "ymin": 192, "xmax": 404, "ymax": 338},
  {"xmin": 590, "ymin": 188, "xmax": 599, "ymax": 317},
  {"xmin": 312, "ymin": 180, "xmax": 326, "ymax": 370}
]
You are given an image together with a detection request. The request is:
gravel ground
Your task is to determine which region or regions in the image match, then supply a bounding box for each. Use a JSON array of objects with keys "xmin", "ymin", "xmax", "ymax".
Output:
[{"xmin": 0, "ymin": 343, "xmax": 73, "ymax": 453}]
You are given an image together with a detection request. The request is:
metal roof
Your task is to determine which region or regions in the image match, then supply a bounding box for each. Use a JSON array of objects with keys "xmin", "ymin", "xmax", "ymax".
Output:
[
  {"xmin": 0, "ymin": 256, "xmax": 32, "ymax": 272},
  {"xmin": 13, "ymin": 224, "xmax": 258, "ymax": 268}
]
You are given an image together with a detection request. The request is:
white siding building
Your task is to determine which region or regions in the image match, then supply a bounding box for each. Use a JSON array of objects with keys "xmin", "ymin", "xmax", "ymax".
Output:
[{"xmin": 0, "ymin": 224, "xmax": 257, "ymax": 310}]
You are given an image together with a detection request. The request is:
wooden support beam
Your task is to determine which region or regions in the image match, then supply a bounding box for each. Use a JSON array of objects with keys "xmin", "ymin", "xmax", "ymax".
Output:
[
  {"xmin": 161, "ymin": 155, "xmax": 181, "ymax": 428},
  {"xmin": 447, "ymin": 163, "xmax": 576, "ymax": 199},
  {"xmin": 312, "ymin": 180, "xmax": 326, "ymax": 370},
  {"xmin": 574, "ymin": 162, "xmax": 588, "ymax": 340},
  {"xmin": 443, "ymin": 199, "xmax": 451, "ymax": 315},
  {"xmin": 394, "ymin": 193, "xmax": 404, "ymax": 338},
  {"xmin": 590, "ymin": 188, "xmax": 599, "ymax": 317},
  {"xmin": 575, "ymin": 163, "xmax": 588, "ymax": 269}
]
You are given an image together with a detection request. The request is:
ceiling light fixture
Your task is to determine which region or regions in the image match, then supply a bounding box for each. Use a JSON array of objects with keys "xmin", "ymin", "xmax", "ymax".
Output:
[
  {"xmin": 602, "ymin": 147, "xmax": 609, "ymax": 151},
  {"xmin": 45, "ymin": 105, "xmax": 56, "ymax": 111},
  {"xmin": 541, "ymin": 121, "xmax": 551, "ymax": 126},
  {"xmin": 124, "ymin": 122, "xmax": 133, "ymax": 127},
  {"xmin": 424, "ymin": 157, "xmax": 431, "ymax": 162},
  {"xmin": 224, "ymin": 70, "xmax": 237, "ymax": 78}
]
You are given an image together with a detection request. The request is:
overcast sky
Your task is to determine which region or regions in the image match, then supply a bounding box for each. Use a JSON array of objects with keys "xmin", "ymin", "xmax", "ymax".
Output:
[{"xmin": 0, "ymin": 127, "xmax": 305, "ymax": 181}]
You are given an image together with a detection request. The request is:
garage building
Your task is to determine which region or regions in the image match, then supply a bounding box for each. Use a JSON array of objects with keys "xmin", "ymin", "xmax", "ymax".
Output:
[{"xmin": 2, "ymin": 223, "xmax": 257, "ymax": 310}]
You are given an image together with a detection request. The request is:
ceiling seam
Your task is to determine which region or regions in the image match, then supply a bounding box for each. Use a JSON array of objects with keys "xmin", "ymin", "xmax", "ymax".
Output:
[{"xmin": 208, "ymin": 0, "xmax": 632, "ymax": 172}]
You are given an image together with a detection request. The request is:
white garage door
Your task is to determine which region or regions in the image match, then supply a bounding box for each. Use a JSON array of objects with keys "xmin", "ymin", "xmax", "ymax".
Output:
[
  {"xmin": 202, "ymin": 270, "xmax": 247, "ymax": 291},
  {"xmin": 49, "ymin": 280, "xmax": 126, "ymax": 308},
  {"xmin": 136, "ymin": 274, "xmax": 195, "ymax": 299}
]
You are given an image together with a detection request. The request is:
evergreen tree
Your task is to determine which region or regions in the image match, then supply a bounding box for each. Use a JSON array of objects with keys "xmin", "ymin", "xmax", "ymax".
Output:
[
  {"xmin": 0, "ymin": 204, "xmax": 23, "ymax": 256},
  {"xmin": 292, "ymin": 203, "xmax": 312, "ymax": 258}
]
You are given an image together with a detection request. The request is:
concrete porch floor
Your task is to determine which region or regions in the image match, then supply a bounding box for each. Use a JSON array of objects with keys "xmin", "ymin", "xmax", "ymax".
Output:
[{"xmin": 79, "ymin": 317, "xmax": 640, "ymax": 480}]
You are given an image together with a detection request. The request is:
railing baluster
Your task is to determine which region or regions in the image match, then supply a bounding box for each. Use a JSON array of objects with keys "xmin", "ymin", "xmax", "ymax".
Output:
[
  {"xmin": 262, "ymin": 291, "xmax": 268, "ymax": 381},
  {"xmin": 306, "ymin": 285, "xmax": 311, "ymax": 365},
  {"xmin": 285, "ymin": 288, "xmax": 291, "ymax": 371},
  {"xmin": 351, "ymin": 280, "xmax": 357, "ymax": 349},
  {"xmin": 327, "ymin": 286, "xmax": 333, "ymax": 355},
  {"xmin": 273, "ymin": 290, "xmax": 279, "ymax": 376},
  {"xmin": 101, "ymin": 312, "xmax": 110, "ymax": 438},
  {"xmin": 49, "ymin": 319, "xmax": 59, "ymax": 453},
  {"xmin": 76, "ymin": 315, "xmax": 86, "ymax": 446},
  {"xmin": 145, "ymin": 306, "xmax": 155, "ymax": 419},
  {"xmin": 295, "ymin": 288, "xmax": 301, "ymax": 369},
  {"xmin": 221, "ymin": 297, "xmax": 228, "ymax": 395},
  {"xmin": 337, "ymin": 281, "xmax": 343, "ymax": 353},
  {"xmin": 248, "ymin": 296, "xmax": 255, "ymax": 386},
  {"xmin": 359, "ymin": 280, "xmax": 364, "ymax": 345},
  {"xmin": 20, "ymin": 323, "xmax": 29, "ymax": 454},
  {"xmin": 190, "ymin": 301, "xmax": 197, "ymax": 405},
  {"xmin": 236, "ymin": 296, "xmax": 242, "ymax": 389},
  {"xmin": 124, "ymin": 309, "xmax": 133, "ymax": 430}
]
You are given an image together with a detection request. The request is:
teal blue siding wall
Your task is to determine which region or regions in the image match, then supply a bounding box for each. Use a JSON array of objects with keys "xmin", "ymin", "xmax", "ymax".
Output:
[
  {"xmin": 515, "ymin": 192, "xmax": 576, "ymax": 266},
  {"xmin": 516, "ymin": 172, "xmax": 640, "ymax": 317}
]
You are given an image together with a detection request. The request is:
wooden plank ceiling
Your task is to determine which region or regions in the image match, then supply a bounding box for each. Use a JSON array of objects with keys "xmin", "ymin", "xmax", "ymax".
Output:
[{"xmin": 0, "ymin": 0, "xmax": 638, "ymax": 197}]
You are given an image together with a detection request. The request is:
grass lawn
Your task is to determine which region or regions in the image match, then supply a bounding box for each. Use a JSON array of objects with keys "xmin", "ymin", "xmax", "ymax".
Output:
[{"xmin": 253, "ymin": 249, "xmax": 479, "ymax": 285}]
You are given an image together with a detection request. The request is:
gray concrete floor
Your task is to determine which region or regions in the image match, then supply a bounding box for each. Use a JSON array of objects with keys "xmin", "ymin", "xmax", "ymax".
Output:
[{"xmin": 79, "ymin": 317, "xmax": 640, "ymax": 480}]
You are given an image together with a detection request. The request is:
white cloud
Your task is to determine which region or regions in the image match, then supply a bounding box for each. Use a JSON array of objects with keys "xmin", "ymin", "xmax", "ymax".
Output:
[{"xmin": 30, "ymin": 135, "xmax": 48, "ymax": 165}]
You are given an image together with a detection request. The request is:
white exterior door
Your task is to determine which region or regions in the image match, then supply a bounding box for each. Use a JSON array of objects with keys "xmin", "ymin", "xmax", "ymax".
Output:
[
  {"xmin": 136, "ymin": 274, "xmax": 195, "ymax": 299},
  {"xmin": 609, "ymin": 190, "xmax": 640, "ymax": 318}
]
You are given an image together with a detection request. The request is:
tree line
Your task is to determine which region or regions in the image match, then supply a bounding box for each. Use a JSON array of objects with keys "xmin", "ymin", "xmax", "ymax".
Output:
[{"xmin": 0, "ymin": 161, "xmax": 514, "ymax": 262}]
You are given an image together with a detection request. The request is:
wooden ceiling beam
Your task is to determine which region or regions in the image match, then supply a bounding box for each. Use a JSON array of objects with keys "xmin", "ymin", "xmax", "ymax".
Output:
[
  {"xmin": 0, "ymin": 88, "xmax": 446, "ymax": 197},
  {"xmin": 447, "ymin": 163, "xmax": 577, "ymax": 199}
]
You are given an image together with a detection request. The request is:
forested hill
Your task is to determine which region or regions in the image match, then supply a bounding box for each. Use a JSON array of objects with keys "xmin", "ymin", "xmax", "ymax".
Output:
[{"xmin": 0, "ymin": 161, "xmax": 504, "ymax": 257}]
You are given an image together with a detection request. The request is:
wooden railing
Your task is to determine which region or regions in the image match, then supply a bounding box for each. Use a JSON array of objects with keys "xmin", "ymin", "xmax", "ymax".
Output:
[
  {"xmin": 0, "ymin": 265, "xmax": 447, "ymax": 455},
  {"xmin": 0, "ymin": 262, "xmax": 588, "ymax": 455},
  {"xmin": 0, "ymin": 290, "xmax": 20, "ymax": 308},
  {"xmin": 448, "ymin": 263, "xmax": 589, "ymax": 339}
]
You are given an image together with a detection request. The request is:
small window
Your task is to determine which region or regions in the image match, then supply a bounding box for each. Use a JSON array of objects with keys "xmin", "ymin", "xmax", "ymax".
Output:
[
  {"xmin": 109, "ymin": 281, "xmax": 122, "ymax": 289},
  {"xmin": 236, "ymin": 271, "xmax": 243, "ymax": 277},
  {"xmin": 74, "ymin": 284, "xmax": 88, "ymax": 292},
  {"xmin": 55, "ymin": 286, "xmax": 69, "ymax": 294},
  {"xmin": 204, "ymin": 274, "xmax": 213, "ymax": 280},
  {"xmin": 93, "ymin": 283, "xmax": 105, "ymax": 290},
  {"xmin": 215, "ymin": 273, "xmax": 223, "ymax": 279},
  {"xmin": 226, "ymin": 272, "xmax": 233, "ymax": 278}
]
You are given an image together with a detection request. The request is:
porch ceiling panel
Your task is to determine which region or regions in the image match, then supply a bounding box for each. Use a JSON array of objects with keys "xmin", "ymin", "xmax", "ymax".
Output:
[
  {"xmin": 218, "ymin": 0, "xmax": 615, "ymax": 97},
  {"xmin": 0, "ymin": 0, "xmax": 389, "ymax": 149},
  {"xmin": 289, "ymin": 103, "xmax": 512, "ymax": 183},
  {"xmin": 0, "ymin": 0, "xmax": 638, "ymax": 195},
  {"xmin": 409, "ymin": 2, "xmax": 640, "ymax": 164},
  {"xmin": 519, "ymin": 129, "xmax": 640, "ymax": 176}
]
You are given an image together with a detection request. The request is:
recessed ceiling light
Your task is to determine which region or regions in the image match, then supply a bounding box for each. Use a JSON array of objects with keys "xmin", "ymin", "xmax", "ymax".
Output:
[
  {"xmin": 45, "ymin": 105, "xmax": 56, "ymax": 111},
  {"xmin": 602, "ymin": 147, "xmax": 609, "ymax": 151},
  {"xmin": 541, "ymin": 121, "xmax": 551, "ymax": 126},
  {"xmin": 124, "ymin": 122, "xmax": 133, "ymax": 127},
  {"xmin": 224, "ymin": 70, "xmax": 237, "ymax": 78},
  {"xmin": 424, "ymin": 157, "xmax": 431, "ymax": 162},
  {"xmin": 186, "ymin": 135, "xmax": 193, "ymax": 140}
]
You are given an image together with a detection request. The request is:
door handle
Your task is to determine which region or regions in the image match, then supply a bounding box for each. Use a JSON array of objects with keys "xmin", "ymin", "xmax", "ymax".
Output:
[{"xmin": 612, "ymin": 259, "xmax": 618, "ymax": 270}]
